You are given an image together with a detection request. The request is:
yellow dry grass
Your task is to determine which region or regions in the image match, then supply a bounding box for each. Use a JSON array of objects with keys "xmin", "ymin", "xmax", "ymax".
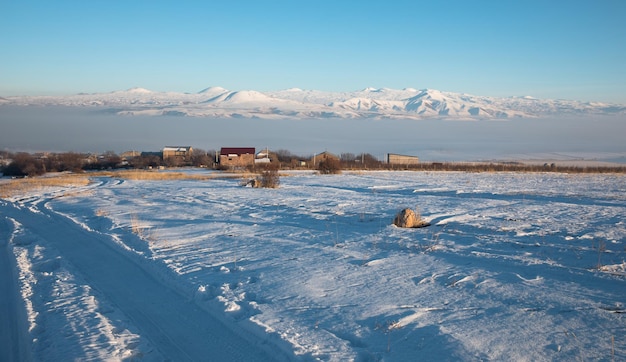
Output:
[
  {"xmin": 109, "ymin": 170, "xmax": 213, "ymax": 180},
  {"xmin": 0, "ymin": 173, "xmax": 91, "ymax": 199},
  {"xmin": 103, "ymin": 169, "xmax": 258, "ymax": 181}
]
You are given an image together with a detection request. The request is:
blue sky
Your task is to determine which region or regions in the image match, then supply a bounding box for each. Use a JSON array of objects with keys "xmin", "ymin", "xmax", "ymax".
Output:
[{"xmin": 2, "ymin": 0, "xmax": 625, "ymax": 103}]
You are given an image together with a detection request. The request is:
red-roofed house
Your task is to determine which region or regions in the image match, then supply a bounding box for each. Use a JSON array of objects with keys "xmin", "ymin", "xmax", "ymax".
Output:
[{"xmin": 219, "ymin": 147, "xmax": 255, "ymax": 168}]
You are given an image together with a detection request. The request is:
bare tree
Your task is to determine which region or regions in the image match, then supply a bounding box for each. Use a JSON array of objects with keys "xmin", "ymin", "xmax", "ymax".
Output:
[
  {"xmin": 275, "ymin": 149, "xmax": 295, "ymax": 163},
  {"xmin": 360, "ymin": 153, "xmax": 381, "ymax": 168},
  {"xmin": 52, "ymin": 152, "xmax": 85, "ymax": 172},
  {"xmin": 340, "ymin": 153, "xmax": 356, "ymax": 162},
  {"xmin": 191, "ymin": 148, "xmax": 213, "ymax": 168},
  {"xmin": 129, "ymin": 154, "xmax": 162, "ymax": 169},
  {"xmin": 3, "ymin": 153, "xmax": 45, "ymax": 177}
]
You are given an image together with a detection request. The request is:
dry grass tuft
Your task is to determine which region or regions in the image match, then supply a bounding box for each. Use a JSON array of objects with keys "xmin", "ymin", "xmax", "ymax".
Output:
[
  {"xmin": 130, "ymin": 213, "xmax": 144, "ymax": 236},
  {"xmin": 129, "ymin": 213, "xmax": 162, "ymax": 243}
]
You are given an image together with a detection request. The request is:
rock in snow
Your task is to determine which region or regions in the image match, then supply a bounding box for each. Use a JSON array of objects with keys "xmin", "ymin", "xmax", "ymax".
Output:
[{"xmin": 393, "ymin": 208, "xmax": 430, "ymax": 228}]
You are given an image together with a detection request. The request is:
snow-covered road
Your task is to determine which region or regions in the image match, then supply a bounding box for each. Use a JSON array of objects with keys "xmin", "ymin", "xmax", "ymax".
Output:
[
  {"xmin": 0, "ymin": 181, "xmax": 287, "ymax": 361},
  {"xmin": 0, "ymin": 217, "xmax": 32, "ymax": 361}
]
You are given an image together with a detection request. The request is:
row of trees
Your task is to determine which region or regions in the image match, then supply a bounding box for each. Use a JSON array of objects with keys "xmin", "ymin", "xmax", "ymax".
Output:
[
  {"xmin": 2, "ymin": 152, "xmax": 98, "ymax": 177},
  {"xmin": 3, "ymin": 149, "xmax": 625, "ymax": 178},
  {"xmin": 273, "ymin": 149, "xmax": 381, "ymax": 170},
  {"xmin": 0, "ymin": 149, "xmax": 219, "ymax": 177}
]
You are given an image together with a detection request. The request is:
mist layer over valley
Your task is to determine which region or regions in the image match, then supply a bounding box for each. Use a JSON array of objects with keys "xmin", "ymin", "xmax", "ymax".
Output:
[{"xmin": 1, "ymin": 106, "xmax": 625, "ymax": 163}]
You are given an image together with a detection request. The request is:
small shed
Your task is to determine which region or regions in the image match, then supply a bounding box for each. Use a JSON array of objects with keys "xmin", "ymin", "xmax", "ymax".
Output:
[{"xmin": 387, "ymin": 153, "xmax": 420, "ymax": 166}]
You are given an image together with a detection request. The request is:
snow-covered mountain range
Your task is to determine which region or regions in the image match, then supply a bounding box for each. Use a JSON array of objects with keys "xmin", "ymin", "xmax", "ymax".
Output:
[{"xmin": 3, "ymin": 87, "xmax": 625, "ymax": 120}]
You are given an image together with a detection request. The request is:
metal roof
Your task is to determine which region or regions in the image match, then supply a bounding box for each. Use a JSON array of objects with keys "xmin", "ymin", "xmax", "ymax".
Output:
[{"xmin": 220, "ymin": 147, "xmax": 255, "ymax": 155}]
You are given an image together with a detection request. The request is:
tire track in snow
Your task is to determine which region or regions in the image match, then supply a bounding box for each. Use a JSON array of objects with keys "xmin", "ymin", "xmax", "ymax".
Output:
[
  {"xmin": 0, "ymin": 216, "xmax": 33, "ymax": 362},
  {"xmin": 0, "ymin": 199, "xmax": 281, "ymax": 362}
]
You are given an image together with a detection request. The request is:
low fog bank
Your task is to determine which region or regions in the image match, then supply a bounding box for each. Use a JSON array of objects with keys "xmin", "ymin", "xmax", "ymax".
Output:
[{"xmin": 1, "ymin": 106, "xmax": 625, "ymax": 163}]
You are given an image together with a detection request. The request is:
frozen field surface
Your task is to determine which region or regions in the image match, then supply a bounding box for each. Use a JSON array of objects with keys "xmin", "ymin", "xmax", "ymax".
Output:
[{"xmin": 1, "ymin": 171, "xmax": 625, "ymax": 361}]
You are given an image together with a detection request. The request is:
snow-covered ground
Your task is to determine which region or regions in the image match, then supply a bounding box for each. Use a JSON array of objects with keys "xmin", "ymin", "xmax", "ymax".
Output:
[{"xmin": 1, "ymin": 171, "xmax": 625, "ymax": 361}]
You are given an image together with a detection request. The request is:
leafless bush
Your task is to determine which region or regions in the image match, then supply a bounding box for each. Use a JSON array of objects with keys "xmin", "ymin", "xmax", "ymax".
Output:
[
  {"xmin": 260, "ymin": 162, "xmax": 280, "ymax": 188},
  {"xmin": 318, "ymin": 157, "xmax": 342, "ymax": 174}
]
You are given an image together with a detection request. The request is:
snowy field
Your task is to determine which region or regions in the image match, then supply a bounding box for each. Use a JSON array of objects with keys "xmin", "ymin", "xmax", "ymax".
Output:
[{"xmin": 1, "ymin": 170, "xmax": 625, "ymax": 361}]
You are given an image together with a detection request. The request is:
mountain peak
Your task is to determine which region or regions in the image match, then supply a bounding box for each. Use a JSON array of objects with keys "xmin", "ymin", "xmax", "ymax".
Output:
[
  {"xmin": 223, "ymin": 90, "xmax": 271, "ymax": 103},
  {"xmin": 124, "ymin": 87, "xmax": 153, "ymax": 94},
  {"xmin": 198, "ymin": 86, "xmax": 229, "ymax": 94},
  {"xmin": 4, "ymin": 86, "xmax": 624, "ymax": 120}
]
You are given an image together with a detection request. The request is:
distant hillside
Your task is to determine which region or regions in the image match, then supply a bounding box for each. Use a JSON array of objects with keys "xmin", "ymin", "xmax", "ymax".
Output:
[{"xmin": 4, "ymin": 87, "xmax": 625, "ymax": 120}]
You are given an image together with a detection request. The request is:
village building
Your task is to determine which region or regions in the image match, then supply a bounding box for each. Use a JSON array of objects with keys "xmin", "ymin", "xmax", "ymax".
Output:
[
  {"xmin": 162, "ymin": 146, "xmax": 193, "ymax": 162},
  {"xmin": 120, "ymin": 150, "xmax": 141, "ymax": 159},
  {"xmin": 310, "ymin": 151, "xmax": 339, "ymax": 167},
  {"xmin": 254, "ymin": 149, "xmax": 272, "ymax": 164},
  {"xmin": 387, "ymin": 153, "xmax": 420, "ymax": 166},
  {"xmin": 219, "ymin": 147, "xmax": 256, "ymax": 168}
]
